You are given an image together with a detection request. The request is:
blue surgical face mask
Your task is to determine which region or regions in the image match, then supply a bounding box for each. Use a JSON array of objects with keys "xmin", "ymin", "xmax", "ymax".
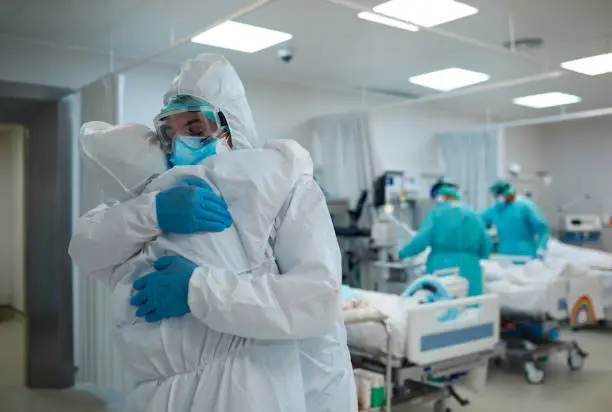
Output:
[
  {"xmin": 168, "ymin": 136, "xmax": 229, "ymax": 166},
  {"xmin": 496, "ymin": 195, "xmax": 506, "ymax": 204}
]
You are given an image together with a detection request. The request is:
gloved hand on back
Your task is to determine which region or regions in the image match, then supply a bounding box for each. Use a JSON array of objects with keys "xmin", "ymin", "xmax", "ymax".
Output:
[
  {"xmin": 130, "ymin": 256, "xmax": 198, "ymax": 322},
  {"xmin": 156, "ymin": 177, "xmax": 232, "ymax": 234}
]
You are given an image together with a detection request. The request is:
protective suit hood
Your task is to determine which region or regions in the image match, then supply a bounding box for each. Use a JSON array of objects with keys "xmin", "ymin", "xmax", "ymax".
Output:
[
  {"xmin": 79, "ymin": 121, "xmax": 168, "ymax": 202},
  {"xmin": 164, "ymin": 54, "xmax": 258, "ymax": 149}
]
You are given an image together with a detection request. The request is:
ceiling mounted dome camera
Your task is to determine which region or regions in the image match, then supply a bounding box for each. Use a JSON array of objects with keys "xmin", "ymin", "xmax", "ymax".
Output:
[{"xmin": 277, "ymin": 48, "xmax": 293, "ymax": 63}]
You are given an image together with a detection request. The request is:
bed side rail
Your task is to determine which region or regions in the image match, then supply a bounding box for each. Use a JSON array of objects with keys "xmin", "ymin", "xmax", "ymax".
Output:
[{"xmin": 406, "ymin": 294, "xmax": 500, "ymax": 364}]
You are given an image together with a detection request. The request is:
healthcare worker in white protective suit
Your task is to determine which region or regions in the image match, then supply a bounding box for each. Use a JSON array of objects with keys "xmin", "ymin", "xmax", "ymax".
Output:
[{"xmin": 69, "ymin": 54, "xmax": 356, "ymax": 412}]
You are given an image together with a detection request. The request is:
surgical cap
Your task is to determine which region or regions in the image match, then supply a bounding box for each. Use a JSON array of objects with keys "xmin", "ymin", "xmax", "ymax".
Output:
[
  {"xmin": 430, "ymin": 178, "xmax": 460, "ymax": 199},
  {"xmin": 435, "ymin": 184, "xmax": 461, "ymax": 199},
  {"xmin": 490, "ymin": 180, "xmax": 515, "ymax": 196}
]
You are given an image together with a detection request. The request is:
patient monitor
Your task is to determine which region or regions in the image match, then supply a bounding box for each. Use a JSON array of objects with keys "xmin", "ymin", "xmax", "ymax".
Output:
[{"xmin": 560, "ymin": 214, "xmax": 602, "ymax": 244}]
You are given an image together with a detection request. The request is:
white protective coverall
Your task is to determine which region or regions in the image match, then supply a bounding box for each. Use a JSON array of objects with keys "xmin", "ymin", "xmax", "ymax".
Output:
[{"xmin": 69, "ymin": 54, "xmax": 357, "ymax": 412}]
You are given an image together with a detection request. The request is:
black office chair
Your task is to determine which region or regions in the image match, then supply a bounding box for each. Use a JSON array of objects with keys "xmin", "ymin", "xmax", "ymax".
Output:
[{"xmin": 348, "ymin": 190, "xmax": 368, "ymax": 227}]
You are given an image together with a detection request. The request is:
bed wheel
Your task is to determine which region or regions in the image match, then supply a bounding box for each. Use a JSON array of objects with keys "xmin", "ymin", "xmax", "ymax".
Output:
[
  {"xmin": 524, "ymin": 361, "xmax": 545, "ymax": 384},
  {"xmin": 568, "ymin": 348, "xmax": 586, "ymax": 371},
  {"xmin": 433, "ymin": 399, "xmax": 447, "ymax": 412}
]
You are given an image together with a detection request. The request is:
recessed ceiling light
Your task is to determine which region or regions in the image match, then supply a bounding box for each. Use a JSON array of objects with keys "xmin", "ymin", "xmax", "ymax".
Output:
[
  {"xmin": 513, "ymin": 92, "xmax": 582, "ymax": 109},
  {"xmin": 561, "ymin": 52, "xmax": 612, "ymax": 76},
  {"xmin": 357, "ymin": 11, "xmax": 419, "ymax": 32},
  {"xmin": 373, "ymin": 0, "xmax": 478, "ymax": 28},
  {"xmin": 191, "ymin": 21, "xmax": 292, "ymax": 53},
  {"xmin": 409, "ymin": 68, "xmax": 490, "ymax": 91}
]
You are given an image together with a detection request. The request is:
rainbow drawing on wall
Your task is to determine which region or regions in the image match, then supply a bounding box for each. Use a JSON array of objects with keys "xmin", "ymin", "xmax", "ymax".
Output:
[{"xmin": 570, "ymin": 295, "xmax": 597, "ymax": 326}]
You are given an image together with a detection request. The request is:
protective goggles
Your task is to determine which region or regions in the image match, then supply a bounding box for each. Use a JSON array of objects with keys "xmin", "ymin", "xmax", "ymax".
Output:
[{"xmin": 154, "ymin": 94, "xmax": 228, "ymax": 153}]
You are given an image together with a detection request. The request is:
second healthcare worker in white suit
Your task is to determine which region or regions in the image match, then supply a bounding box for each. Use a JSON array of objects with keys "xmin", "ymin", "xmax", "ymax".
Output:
[{"xmin": 70, "ymin": 54, "xmax": 356, "ymax": 412}]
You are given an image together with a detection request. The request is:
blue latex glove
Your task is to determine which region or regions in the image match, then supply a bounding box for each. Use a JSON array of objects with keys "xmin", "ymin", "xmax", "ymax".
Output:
[
  {"xmin": 156, "ymin": 177, "xmax": 232, "ymax": 234},
  {"xmin": 130, "ymin": 256, "xmax": 197, "ymax": 322},
  {"xmin": 536, "ymin": 249, "xmax": 546, "ymax": 261}
]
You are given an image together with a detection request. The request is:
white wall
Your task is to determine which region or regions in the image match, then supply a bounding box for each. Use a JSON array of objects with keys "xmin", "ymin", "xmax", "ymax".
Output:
[
  {"xmin": 371, "ymin": 105, "xmax": 482, "ymax": 175},
  {"xmin": 121, "ymin": 63, "xmax": 178, "ymax": 127},
  {"xmin": 502, "ymin": 125, "xmax": 547, "ymax": 207},
  {"xmin": 503, "ymin": 125, "xmax": 545, "ymax": 176},
  {"xmin": 0, "ymin": 125, "xmax": 25, "ymax": 311},
  {"xmin": 121, "ymin": 63, "xmax": 484, "ymax": 174},
  {"xmin": 538, "ymin": 115, "xmax": 612, "ymax": 250},
  {"xmin": 504, "ymin": 115, "xmax": 612, "ymax": 251}
]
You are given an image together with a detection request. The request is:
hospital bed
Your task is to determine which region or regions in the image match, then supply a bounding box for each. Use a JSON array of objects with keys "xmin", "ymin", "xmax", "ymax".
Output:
[
  {"xmin": 484, "ymin": 253, "xmax": 605, "ymax": 327},
  {"xmin": 484, "ymin": 254, "xmax": 591, "ymax": 383},
  {"xmin": 343, "ymin": 282, "xmax": 501, "ymax": 411},
  {"xmin": 546, "ymin": 238, "xmax": 612, "ymax": 321}
]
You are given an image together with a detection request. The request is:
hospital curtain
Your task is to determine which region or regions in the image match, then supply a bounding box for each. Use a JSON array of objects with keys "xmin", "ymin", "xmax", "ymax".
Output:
[
  {"xmin": 438, "ymin": 127, "xmax": 501, "ymax": 211},
  {"xmin": 74, "ymin": 73, "xmax": 132, "ymax": 405},
  {"xmin": 291, "ymin": 112, "xmax": 378, "ymax": 211}
]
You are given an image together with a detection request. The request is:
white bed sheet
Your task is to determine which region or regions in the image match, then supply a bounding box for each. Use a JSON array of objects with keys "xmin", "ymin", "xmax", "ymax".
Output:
[
  {"xmin": 589, "ymin": 268, "xmax": 612, "ymax": 319},
  {"xmin": 542, "ymin": 239, "xmax": 612, "ymax": 319},
  {"xmin": 483, "ymin": 239, "xmax": 612, "ymax": 319},
  {"xmin": 547, "ymin": 239, "xmax": 612, "ymax": 318},
  {"xmin": 482, "ymin": 259, "xmax": 566, "ymax": 316},
  {"xmin": 546, "ymin": 238, "xmax": 612, "ymax": 269},
  {"xmin": 345, "ymin": 289, "xmax": 417, "ymax": 359},
  {"xmin": 485, "ymin": 276, "xmax": 567, "ymax": 319}
]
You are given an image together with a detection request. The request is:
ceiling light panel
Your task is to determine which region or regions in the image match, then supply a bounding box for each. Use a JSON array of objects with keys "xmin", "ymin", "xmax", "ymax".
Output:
[
  {"xmin": 513, "ymin": 92, "xmax": 582, "ymax": 109},
  {"xmin": 191, "ymin": 21, "xmax": 292, "ymax": 53},
  {"xmin": 373, "ymin": 0, "xmax": 479, "ymax": 28},
  {"xmin": 561, "ymin": 52, "xmax": 612, "ymax": 76},
  {"xmin": 357, "ymin": 11, "xmax": 419, "ymax": 32},
  {"xmin": 409, "ymin": 68, "xmax": 490, "ymax": 91}
]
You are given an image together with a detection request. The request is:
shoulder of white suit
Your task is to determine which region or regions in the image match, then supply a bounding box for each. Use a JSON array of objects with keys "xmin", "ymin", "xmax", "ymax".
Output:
[{"xmin": 263, "ymin": 139, "xmax": 314, "ymax": 177}]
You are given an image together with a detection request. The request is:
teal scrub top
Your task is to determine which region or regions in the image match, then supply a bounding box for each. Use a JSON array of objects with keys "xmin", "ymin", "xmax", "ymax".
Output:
[
  {"xmin": 399, "ymin": 202, "xmax": 492, "ymax": 296},
  {"xmin": 481, "ymin": 196, "xmax": 549, "ymax": 258}
]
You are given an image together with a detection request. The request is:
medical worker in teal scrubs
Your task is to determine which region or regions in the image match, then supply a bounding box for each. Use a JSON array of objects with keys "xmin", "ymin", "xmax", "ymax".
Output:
[
  {"xmin": 482, "ymin": 180, "xmax": 549, "ymax": 259},
  {"xmin": 398, "ymin": 179, "xmax": 492, "ymax": 297}
]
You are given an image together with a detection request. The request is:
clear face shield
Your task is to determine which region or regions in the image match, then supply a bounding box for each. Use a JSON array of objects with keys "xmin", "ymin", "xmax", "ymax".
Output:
[{"xmin": 154, "ymin": 94, "xmax": 231, "ymax": 156}]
